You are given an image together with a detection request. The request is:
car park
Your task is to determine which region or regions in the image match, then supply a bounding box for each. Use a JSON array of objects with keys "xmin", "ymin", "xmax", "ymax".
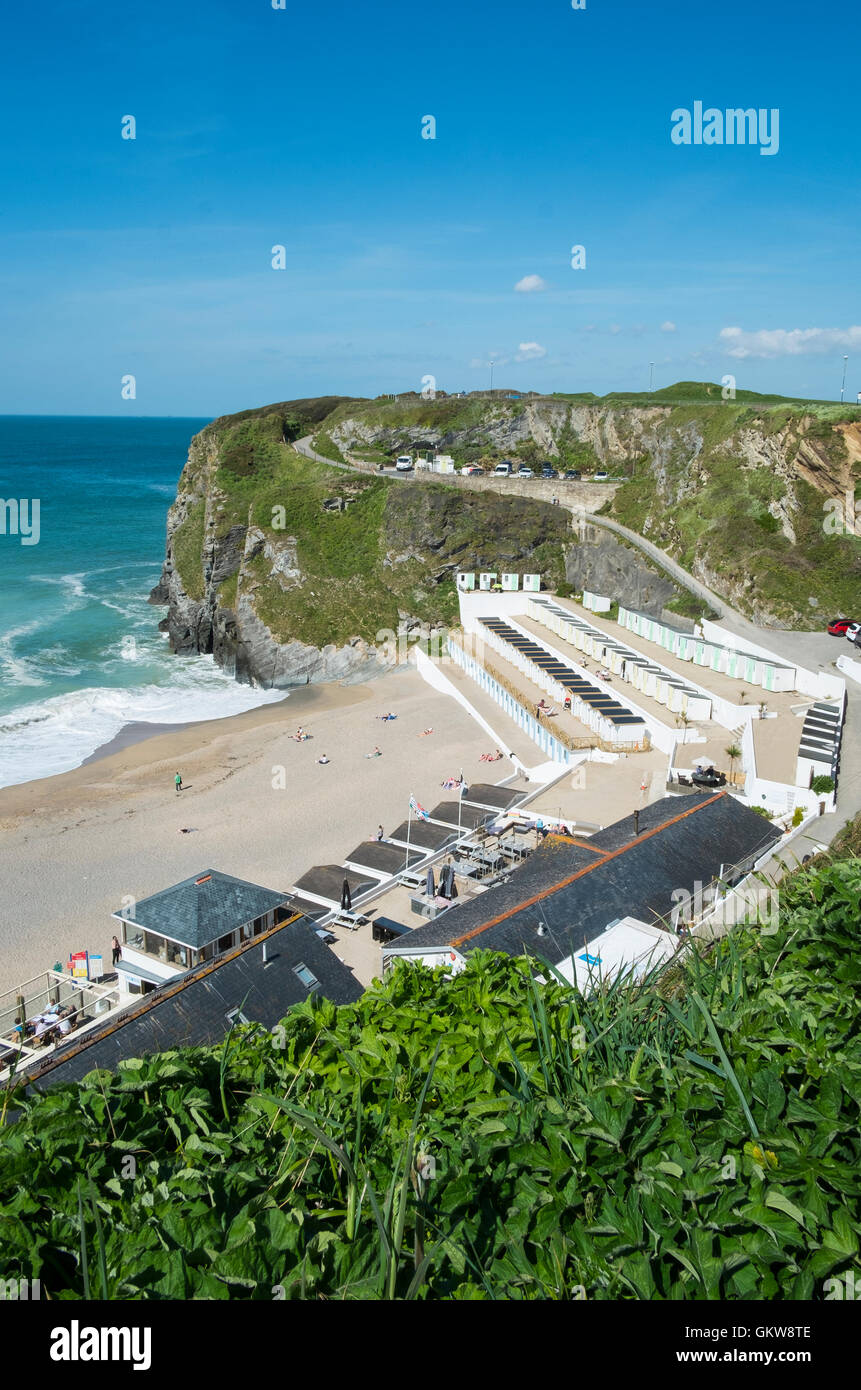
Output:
[{"xmin": 827, "ymin": 617, "xmax": 858, "ymax": 635}]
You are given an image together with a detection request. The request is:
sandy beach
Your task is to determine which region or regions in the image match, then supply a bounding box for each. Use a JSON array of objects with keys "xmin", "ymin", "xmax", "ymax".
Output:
[{"xmin": 0, "ymin": 668, "xmax": 509, "ymax": 988}]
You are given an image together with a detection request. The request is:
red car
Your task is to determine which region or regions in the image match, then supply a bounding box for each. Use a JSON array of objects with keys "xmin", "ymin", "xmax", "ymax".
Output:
[{"xmin": 827, "ymin": 617, "xmax": 859, "ymax": 635}]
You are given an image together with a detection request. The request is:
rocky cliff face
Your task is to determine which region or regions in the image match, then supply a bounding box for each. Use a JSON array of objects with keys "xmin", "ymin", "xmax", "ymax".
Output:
[
  {"xmin": 151, "ymin": 391, "xmax": 861, "ymax": 687},
  {"xmin": 150, "ymin": 419, "xmax": 573, "ymax": 689}
]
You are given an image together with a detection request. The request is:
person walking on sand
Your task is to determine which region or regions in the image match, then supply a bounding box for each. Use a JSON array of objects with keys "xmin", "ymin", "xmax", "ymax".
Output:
[
  {"xmin": 175, "ymin": 771, "xmax": 183, "ymax": 794},
  {"xmin": 111, "ymin": 935, "xmax": 121, "ymax": 967}
]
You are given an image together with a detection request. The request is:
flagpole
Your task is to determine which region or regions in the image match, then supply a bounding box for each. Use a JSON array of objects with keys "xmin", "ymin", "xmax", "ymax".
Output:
[
  {"xmin": 406, "ymin": 796, "xmax": 412, "ymax": 874},
  {"xmin": 457, "ymin": 768, "xmax": 463, "ymax": 839}
]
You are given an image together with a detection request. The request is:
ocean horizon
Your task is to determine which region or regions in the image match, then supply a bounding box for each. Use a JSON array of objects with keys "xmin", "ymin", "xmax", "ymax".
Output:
[{"xmin": 0, "ymin": 416, "xmax": 284, "ymax": 789}]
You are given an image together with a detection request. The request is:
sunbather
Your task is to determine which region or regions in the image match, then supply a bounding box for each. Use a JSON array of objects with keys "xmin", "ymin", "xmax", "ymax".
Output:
[{"xmin": 365, "ymin": 746, "xmax": 382, "ymax": 758}]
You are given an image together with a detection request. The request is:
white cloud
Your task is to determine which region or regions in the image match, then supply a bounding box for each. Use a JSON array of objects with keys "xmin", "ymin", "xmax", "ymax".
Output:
[
  {"xmin": 514, "ymin": 275, "xmax": 547, "ymax": 293},
  {"xmin": 514, "ymin": 342, "xmax": 547, "ymax": 362},
  {"xmin": 720, "ymin": 325, "xmax": 861, "ymax": 359},
  {"xmin": 661, "ymin": 320, "xmax": 677, "ymax": 333}
]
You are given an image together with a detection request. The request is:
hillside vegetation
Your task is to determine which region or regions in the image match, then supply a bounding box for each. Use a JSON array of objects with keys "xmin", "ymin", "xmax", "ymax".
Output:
[
  {"xmin": 2, "ymin": 837, "xmax": 859, "ymax": 1300},
  {"xmin": 291, "ymin": 385, "xmax": 861, "ymax": 626},
  {"xmin": 167, "ymin": 411, "xmax": 570, "ymax": 654}
]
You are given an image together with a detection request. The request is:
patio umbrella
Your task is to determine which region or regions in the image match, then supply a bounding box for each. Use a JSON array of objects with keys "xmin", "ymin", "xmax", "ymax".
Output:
[
  {"xmin": 341, "ymin": 878, "xmax": 352, "ymax": 911},
  {"xmin": 426, "ymin": 867, "xmax": 436, "ymax": 898}
]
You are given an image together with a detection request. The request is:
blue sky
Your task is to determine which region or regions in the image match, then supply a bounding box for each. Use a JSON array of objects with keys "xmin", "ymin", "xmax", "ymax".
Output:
[{"xmin": 1, "ymin": 0, "xmax": 859, "ymax": 415}]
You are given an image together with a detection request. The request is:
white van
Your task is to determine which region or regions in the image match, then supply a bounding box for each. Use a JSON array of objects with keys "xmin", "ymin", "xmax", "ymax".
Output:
[
  {"xmin": 494, "ymin": 462, "xmax": 512, "ymax": 477},
  {"xmin": 395, "ymin": 455, "xmax": 413, "ymax": 472}
]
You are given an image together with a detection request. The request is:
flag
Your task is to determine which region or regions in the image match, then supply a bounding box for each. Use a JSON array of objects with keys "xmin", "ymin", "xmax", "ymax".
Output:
[{"xmin": 409, "ymin": 794, "xmax": 429, "ymax": 821}]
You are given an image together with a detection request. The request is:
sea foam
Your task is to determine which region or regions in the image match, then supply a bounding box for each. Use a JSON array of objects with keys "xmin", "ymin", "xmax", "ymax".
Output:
[{"xmin": 0, "ymin": 657, "xmax": 286, "ymax": 789}]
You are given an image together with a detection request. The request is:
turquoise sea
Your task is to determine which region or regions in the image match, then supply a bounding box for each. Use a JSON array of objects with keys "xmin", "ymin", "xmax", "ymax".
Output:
[{"xmin": 0, "ymin": 417, "xmax": 283, "ymax": 788}]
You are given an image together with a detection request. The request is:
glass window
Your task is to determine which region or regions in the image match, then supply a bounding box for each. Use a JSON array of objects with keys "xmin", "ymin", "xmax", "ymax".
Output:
[
  {"xmin": 293, "ymin": 963, "xmax": 320, "ymax": 992},
  {"xmin": 165, "ymin": 940, "xmax": 189, "ymax": 969},
  {"xmin": 217, "ymin": 932, "xmax": 234, "ymax": 953}
]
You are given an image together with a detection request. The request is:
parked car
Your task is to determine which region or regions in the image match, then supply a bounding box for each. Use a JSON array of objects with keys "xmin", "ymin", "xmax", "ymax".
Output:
[
  {"xmin": 563, "ymin": 469, "xmax": 581, "ymax": 480},
  {"xmin": 493, "ymin": 461, "xmax": 512, "ymax": 476},
  {"xmin": 395, "ymin": 455, "xmax": 413, "ymax": 471},
  {"xmin": 846, "ymin": 622, "xmax": 861, "ymax": 643},
  {"xmin": 459, "ymin": 465, "xmax": 481, "ymax": 475},
  {"xmin": 594, "ymin": 470, "xmax": 609, "ymax": 481},
  {"xmin": 826, "ymin": 617, "xmax": 858, "ymax": 635},
  {"xmin": 517, "ymin": 467, "xmax": 534, "ymax": 478},
  {"xmin": 541, "ymin": 466, "xmax": 558, "ymax": 479}
]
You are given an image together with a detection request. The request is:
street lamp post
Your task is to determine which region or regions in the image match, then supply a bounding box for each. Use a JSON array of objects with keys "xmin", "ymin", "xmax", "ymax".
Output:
[
  {"xmin": 841, "ymin": 355, "xmax": 848, "ymax": 403},
  {"xmin": 490, "ymin": 360, "xmax": 495, "ymax": 395},
  {"xmin": 649, "ymin": 361, "xmax": 655, "ymax": 395}
]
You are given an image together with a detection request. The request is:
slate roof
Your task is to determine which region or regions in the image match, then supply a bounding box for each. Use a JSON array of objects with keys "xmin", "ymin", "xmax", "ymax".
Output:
[
  {"xmin": 113, "ymin": 869, "xmax": 292, "ymax": 949},
  {"xmin": 344, "ymin": 842, "xmax": 422, "ymax": 874},
  {"xmin": 428, "ymin": 800, "xmax": 491, "ymax": 830},
  {"xmin": 388, "ymin": 819, "xmax": 457, "ymax": 851},
  {"xmin": 385, "ymin": 793, "xmax": 781, "ymax": 967},
  {"xmin": 24, "ymin": 916, "xmax": 363, "ymax": 1091},
  {"xmin": 292, "ymin": 864, "xmax": 376, "ymax": 904},
  {"xmin": 462, "ymin": 783, "xmax": 523, "ymax": 811}
]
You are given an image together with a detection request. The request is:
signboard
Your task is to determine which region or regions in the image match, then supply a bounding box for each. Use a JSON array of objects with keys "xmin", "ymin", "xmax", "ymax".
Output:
[
  {"xmin": 456, "ymin": 571, "xmax": 475, "ymax": 590},
  {"xmin": 69, "ymin": 950, "xmax": 89, "ymax": 980},
  {"xmin": 501, "ymin": 573, "xmax": 519, "ymax": 591},
  {"xmin": 88, "ymin": 954, "xmax": 103, "ymax": 980},
  {"xmin": 479, "ymin": 572, "xmax": 498, "ymax": 591},
  {"xmin": 522, "ymin": 573, "xmax": 540, "ymax": 592}
]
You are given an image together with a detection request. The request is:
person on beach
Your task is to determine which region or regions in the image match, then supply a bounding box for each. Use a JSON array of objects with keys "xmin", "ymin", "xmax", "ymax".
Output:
[
  {"xmin": 175, "ymin": 772, "xmax": 183, "ymax": 793},
  {"xmin": 111, "ymin": 935, "xmax": 121, "ymax": 967},
  {"xmin": 365, "ymin": 746, "xmax": 382, "ymax": 758},
  {"xmin": 317, "ymin": 754, "xmax": 330, "ymax": 765},
  {"xmin": 375, "ymin": 824, "xmax": 384, "ymax": 841}
]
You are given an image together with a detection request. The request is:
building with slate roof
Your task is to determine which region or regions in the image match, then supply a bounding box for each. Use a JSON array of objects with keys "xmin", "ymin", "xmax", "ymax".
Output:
[
  {"xmin": 21, "ymin": 913, "xmax": 363, "ymax": 1094},
  {"xmin": 380, "ymin": 792, "xmax": 781, "ymax": 984},
  {"xmin": 113, "ymin": 869, "xmax": 296, "ymax": 998}
]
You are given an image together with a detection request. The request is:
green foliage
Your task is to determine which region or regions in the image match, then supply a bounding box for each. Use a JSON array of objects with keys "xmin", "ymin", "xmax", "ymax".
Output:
[
  {"xmin": 171, "ymin": 501, "xmax": 206, "ymax": 601},
  {"xmin": 811, "ymin": 776, "xmax": 834, "ymax": 795},
  {"xmin": 198, "ymin": 418, "xmax": 569, "ymax": 648},
  {"xmin": 2, "ymin": 850, "xmax": 861, "ymax": 1301},
  {"xmin": 310, "ymin": 431, "xmax": 347, "ymax": 464},
  {"xmin": 609, "ymin": 412, "xmax": 861, "ymax": 627},
  {"xmin": 792, "ymin": 807, "xmax": 805, "ymax": 827}
]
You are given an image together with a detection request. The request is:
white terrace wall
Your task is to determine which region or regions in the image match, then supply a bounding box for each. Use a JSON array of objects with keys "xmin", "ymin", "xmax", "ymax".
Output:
[
  {"xmin": 458, "ymin": 588, "xmax": 531, "ymax": 632},
  {"xmin": 621, "ymin": 609, "xmax": 796, "ymax": 695},
  {"xmin": 701, "ymin": 619, "xmax": 846, "ymax": 703},
  {"xmin": 506, "ymin": 616, "xmax": 675, "ymax": 754}
]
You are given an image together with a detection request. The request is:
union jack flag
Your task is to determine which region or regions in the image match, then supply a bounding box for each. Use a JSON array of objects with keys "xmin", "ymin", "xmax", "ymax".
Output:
[{"xmin": 409, "ymin": 794, "xmax": 429, "ymax": 821}]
